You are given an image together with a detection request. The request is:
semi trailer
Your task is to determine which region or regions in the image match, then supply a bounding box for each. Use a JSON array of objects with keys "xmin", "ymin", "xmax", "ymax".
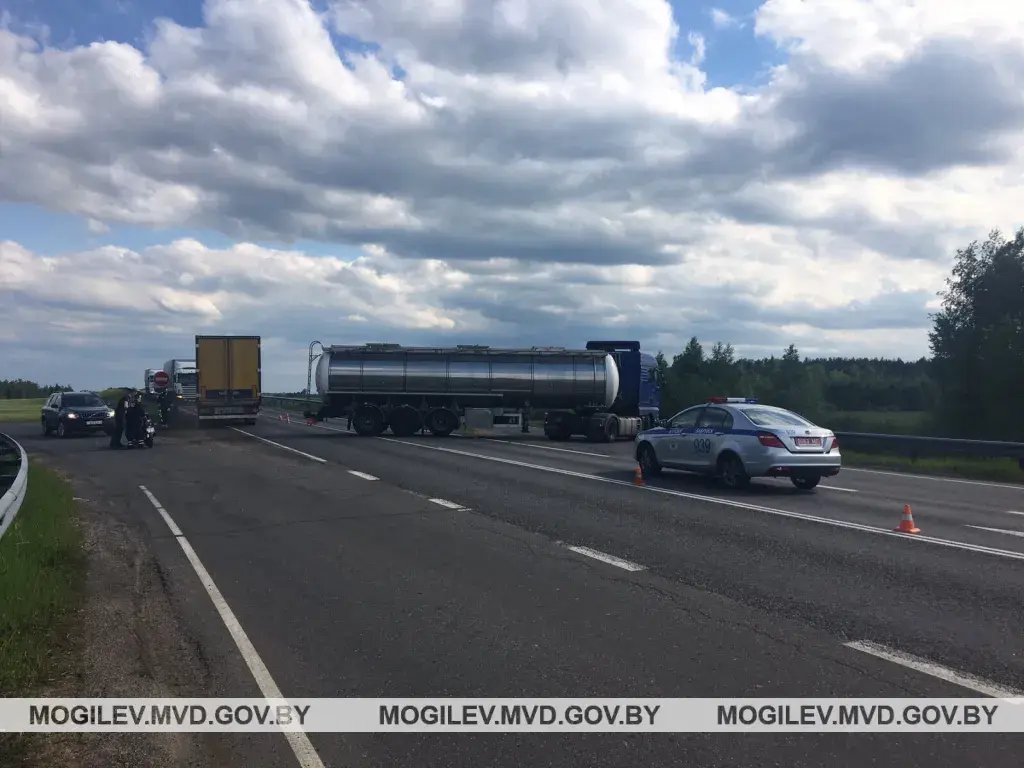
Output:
[
  {"xmin": 144, "ymin": 368, "xmax": 158, "ymax": 395},
  {"xmin": 162, "ymin": 358, "xmax": 198, "ymax": 401},
  {"xmin": 195, "ymin": 335, "xmax": 261, "ymax": 425},
  {"xmin": 301, "ymin": 340, "xmax": 661, "ymax": 442}
]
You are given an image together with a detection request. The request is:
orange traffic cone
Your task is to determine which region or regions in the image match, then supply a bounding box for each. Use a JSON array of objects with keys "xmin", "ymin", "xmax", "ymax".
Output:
[
  {"xmin": 286, "ymin": 413, "xmax": 291, "ymax": 424},
  {"xmin": 306, "ymin": 417, "xmax": 314, "ymax": 426},
  {"xmin": 278, "ymin": 414, "xmax": 283, "ymax": 422},
  {"xmin": 634, "ymin": 465, "xmax": 644, "ymax": 486},
  {"xmin": 894, "ymin": 505, "xmax": 920, "ymax": 534}
]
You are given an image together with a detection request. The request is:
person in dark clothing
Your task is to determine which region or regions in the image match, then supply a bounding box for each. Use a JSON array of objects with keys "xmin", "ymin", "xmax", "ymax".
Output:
[
  {"xmin": 125, "ymin": 391, "xmax": 145, "ymax": 444},
  {"xmin": 157, "ymin": 389, "xmax": 171, "ymax": 426},
  {"xmin": 109, "ymin": 391, "xmax": 129, "ymax": 448}
]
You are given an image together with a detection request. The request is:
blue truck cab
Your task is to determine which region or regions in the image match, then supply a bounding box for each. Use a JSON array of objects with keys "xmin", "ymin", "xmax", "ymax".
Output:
[{"xmin": 543, "ymin": 340, "xmax": 662, "ymax": 443}]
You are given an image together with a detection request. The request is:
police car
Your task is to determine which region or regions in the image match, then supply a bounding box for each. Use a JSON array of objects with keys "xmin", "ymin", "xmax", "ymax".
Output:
[{"xmin": 634, "ymin": 397, "xmax": 841, "ymax": 490}]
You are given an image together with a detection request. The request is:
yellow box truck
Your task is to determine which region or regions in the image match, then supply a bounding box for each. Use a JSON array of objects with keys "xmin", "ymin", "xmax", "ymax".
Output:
[{"xmin": 195, "ymin": 335, "xmax": 261, "ymax": 425}]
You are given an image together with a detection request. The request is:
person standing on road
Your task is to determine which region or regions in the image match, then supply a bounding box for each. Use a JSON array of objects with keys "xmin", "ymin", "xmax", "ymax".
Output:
[
  {"xmin": 109, "ymin": 390, "xmax": 129, "ymax": 448},
  {"xmin": 157, "ymin": 388, "xmax": 171, "ymax": 426}
]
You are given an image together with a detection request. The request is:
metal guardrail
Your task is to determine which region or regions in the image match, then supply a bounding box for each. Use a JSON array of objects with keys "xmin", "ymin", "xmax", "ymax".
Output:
[
  {"xmin": 0, "ymin": 432, "xmax": 29, "ymax": 542},
  {"xmin": 261, "ymin": 395, "xmax": 1024, "ymax": 469}
]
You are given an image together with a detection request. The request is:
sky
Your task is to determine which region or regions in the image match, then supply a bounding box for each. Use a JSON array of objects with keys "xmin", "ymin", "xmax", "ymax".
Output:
[{"xmin": 2, "ymin": 0, "xmax": 1024, "ymax": 392}]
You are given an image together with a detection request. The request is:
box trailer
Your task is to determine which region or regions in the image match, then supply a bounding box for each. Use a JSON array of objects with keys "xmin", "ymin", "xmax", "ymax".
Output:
[{"xmin": 195, "ymin": 335, "xmax": 261, "ymax": 425}]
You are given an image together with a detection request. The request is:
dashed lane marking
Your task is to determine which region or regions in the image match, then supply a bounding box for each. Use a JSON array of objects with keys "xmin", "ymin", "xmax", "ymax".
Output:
[
  {"xmin": 348, "ymin": 471, "xmax": 378, "ymax": 481},
  {"xmin": 231, "ymin": 428, "xmax": 327, "ymax": 464},
  {"xmin": 845, "ymin": 640, "xmax": 1024, "ymax": 701},
  {"xmin": 965, "ymin": 525, "xmax": 1024, "ymax": 539},
  {"xmin": 562, "ymin": 544, "xmax": 646, "ymax": 572},
  {"xmin": 842, "ymin": 466, "xmax": 1024, "ymax": 491},
  {"xmin": 139, "ymin": 486, "xmax": 325, "ymax": 768},
  {"xmin": 429, "ymin": 498, "xmax": 467, "ymax": 510}
]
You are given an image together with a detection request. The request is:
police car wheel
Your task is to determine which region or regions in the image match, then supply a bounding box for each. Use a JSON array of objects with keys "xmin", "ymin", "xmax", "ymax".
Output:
[
  {"xmin": 791, "ymin": 475, "xmax": 820, "ymax": 490},
  {"xmin": 637, "ymin": 444, "xmax": 661, "ymax": 476},
  {"xmin": 718, "ymin": 453, "xmax": 750, "ymax": 489}
]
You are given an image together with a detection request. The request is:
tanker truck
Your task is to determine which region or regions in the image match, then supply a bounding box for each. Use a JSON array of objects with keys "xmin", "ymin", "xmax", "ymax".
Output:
[{"xmin": 301, "ymin": 340, "xmax": 661, "ymax": 443}]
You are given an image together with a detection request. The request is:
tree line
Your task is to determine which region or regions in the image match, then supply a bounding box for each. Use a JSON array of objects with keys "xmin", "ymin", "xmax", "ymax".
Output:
[
  {"xmin": 653, "ymin": 227, "xmax": 1023, "ymax": 441},
  {"xmin": 1, "ymin": 379, "xmax": 73, "ymax": 400},
  {"xmin": 3, "ymin": 228, "xmax": 1021, "ymax": 440}
]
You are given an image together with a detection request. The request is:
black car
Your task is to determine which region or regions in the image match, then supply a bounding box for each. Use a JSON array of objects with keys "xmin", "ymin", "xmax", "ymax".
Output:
[{"xmin": 41, "ymin": 391, "xmax": 116, "ymax": 438}]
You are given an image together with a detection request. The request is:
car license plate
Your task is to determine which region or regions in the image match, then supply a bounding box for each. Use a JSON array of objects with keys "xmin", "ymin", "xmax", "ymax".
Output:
[
  {"xmin": 215, "ymin": 407, "xmax": 243, "ymax": 415},
  {"xmin": 795, "ymin": 437, "xmax": 821, "ymax": 446},
  {"xmin": 86, "ymin": 420, "xmax": 103, "ymax": 426}
]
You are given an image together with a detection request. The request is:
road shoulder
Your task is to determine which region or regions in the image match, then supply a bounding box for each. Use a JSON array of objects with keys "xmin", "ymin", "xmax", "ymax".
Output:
[{"xmin": 12, "ymin": 458, "xmax": 242, "ymax": 768}]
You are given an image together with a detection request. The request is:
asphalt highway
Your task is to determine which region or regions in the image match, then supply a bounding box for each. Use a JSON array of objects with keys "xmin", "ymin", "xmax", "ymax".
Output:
[{"xmin": 7, "ymin": 413, "xmax": 1024, "ymax": 767}]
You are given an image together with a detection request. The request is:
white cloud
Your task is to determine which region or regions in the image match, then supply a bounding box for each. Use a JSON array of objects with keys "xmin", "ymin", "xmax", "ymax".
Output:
[
  {"xmin": 2, "ymin": 0, "xmax": 1024, "ymax": 388},
  {"xmin": 710, "ymin": 8, "xmax": 742, "ymax": 30}
]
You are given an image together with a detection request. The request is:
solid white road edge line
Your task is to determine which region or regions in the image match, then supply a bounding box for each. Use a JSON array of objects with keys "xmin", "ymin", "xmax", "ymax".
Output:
[
  {"xmin": 139, "ymin": 486, "xmax": 325, "ymax": 768},
  {"xmin": 348, "ymin": 470, "xmax": 378, "ymax": 481},
  {"xmin": 372, "ymin": 436, "xmax": 1024, "ymax": 563},
  {"xmin": 817, "ymin": 485, "xmax": 859, "ymax": 493},
  {"xmin": 429, "ymin": 498, "xmax": 466, "ymax": 510},
  {"xmin": 231, "ymin": 428, "xmax": 327, "ymax": 463},
  {"xmin": 843, "ymin": 466, "xmax": 1024, "ymax": 491},
  {"xmin": 563, "ymin": 544, "xmax": 647, "ymax": 572},
  {"xmin": 965, "ymin": 525, "xmax": 1024, "ymax": 539},
  {"xmin": 844, "ymin": 640, "xmax": 1024, "ymax": 702}
]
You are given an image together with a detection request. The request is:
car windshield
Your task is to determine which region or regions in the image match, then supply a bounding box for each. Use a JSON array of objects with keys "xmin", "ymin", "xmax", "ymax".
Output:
[
  {"xmin": 63, "ymin": 394, "xmax": 105, "ymax": 408},
  {"xmin": 742, "ymin": 406, "xmax": 815, "ymax": 428}
]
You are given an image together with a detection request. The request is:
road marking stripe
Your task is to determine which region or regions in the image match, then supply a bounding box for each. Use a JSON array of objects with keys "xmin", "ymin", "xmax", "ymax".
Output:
[
  {"xmin": 844, "ymin": 640, "xmax": 1024, "ymax": 701},
  {"xmin": 819, "ymin": 485, "xmax": 858, "ymax": 493},
  {"xmin": 563, "ymin": 544, "xmax": 646, "ymax": 572},
  {"xmin": 231, "ymin": 428, "xmax": 327, "ymax": 463},
  {"xmin": 484, "ymin": 438, "xmax": 613, "ymax": 458},
  {"xmin": 370, "ymin": 437, "xmax": 1024, "ymax": 562},
  {"xmin": 348, "ymin": 471, "xmax": 378, "ymax": 481},
  {"xmin": 965, "ymin": 525, "xmax": 1024, "ymax": 538},
  {"xmin": 429, "ymin": 498, "xmax": 465, "ymax": 509},
  {"xmin": 843, "ymin": 466, "xmax": 1024, "ymax": 491},
  {"xmin": 266, "ymin": 419, "xmax": 1024, "ymax": 560},
  {"xmin": 1003, "ymin": 510, "xmax": 1024, "ymax": 516},
  {"xmin": 139, "ymin": 486, "xmax": 325, "ymax": 767}
]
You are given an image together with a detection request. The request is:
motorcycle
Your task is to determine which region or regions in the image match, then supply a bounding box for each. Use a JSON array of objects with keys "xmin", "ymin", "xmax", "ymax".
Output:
[{"xmin": 127, "ymin": 411, "xmax": 156, "ymax": 449}]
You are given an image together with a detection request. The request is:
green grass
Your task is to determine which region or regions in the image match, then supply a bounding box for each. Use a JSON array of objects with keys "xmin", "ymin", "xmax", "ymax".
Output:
[
  {"xmin": 842, "ymin": 450, "xmax": 1023, "ymax": 484},
  {"xmin": 825, "ymin": 409, "xmax": 932, "ymax": 436},
  {"xmin": 0, "ymin": 398, "xmax": 45, "ymax": 424},
  {"xmin": 0, "ymin": 463, "xmax": 83, "ymax": 696}
]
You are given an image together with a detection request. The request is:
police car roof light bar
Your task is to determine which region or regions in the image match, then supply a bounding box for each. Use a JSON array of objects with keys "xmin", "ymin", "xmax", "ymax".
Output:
[{"xmin": 707, "ymin": 396, "xmax": 758, "ymax": 404}]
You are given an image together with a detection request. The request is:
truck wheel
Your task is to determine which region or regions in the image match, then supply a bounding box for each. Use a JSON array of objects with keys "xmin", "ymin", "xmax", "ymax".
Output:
[
  {"xmin": 352, "ymin": 405, "xmax": 385, "ymax": 436},
  {"xmin": 545, "ymin": 424, "xmax": 572, "ymax": 441},
  {"xmin": 427, "ymin": 408, "xmax": 459, "ymax": 437},
  {"xmin": 389, "ymin": 406, "xmax": 422, "ymax": 438},
  {"xmin": 602, "ymin": 417, "xmax": 617, "ymax": 443},
  {"xmin": 791, "ymin": 474, "xmax": 821, "ymax": 491}
]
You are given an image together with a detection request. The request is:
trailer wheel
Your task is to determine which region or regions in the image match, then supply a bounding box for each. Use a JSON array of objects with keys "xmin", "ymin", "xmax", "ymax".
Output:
[
  {"xmin": 602, "ymin": 416, "xmax": 617, "ymax": 443},
  {"xmin": 389, "ymin": 406, "xmax": 423, "ymax": 438},
  {"xmin": 545, "ymin": 424, "xmax": 572, "ymax": 441},
  {"xmin": 352, "ymin": 404, "xmax": 385, "ymax": 436},
  {"xmin": 427, "ymin": 408, "xmax": 458, "ymax": 437}
]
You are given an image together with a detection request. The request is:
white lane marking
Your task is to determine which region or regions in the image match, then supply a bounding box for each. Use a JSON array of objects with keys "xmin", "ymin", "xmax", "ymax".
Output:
[
  {"xmin": 845, "ymin": 640, "xmax": 1024, "ymax": 701},
  {"xmin": 371, "ymin": 436, "xmax": 1024, "ymax": 562},
  {"xmin": 231, "ymin": 428, "xmax": 327, "ymax": 463},
  {"xmin": 348, "ymin": 471, "xmax": 378, "ymax": 481},
  {"xmin": 965, "ymin": 525, "xmax": 1024, "ymax": 539},
  {"xmin": 1003, "ymin": 510, "xmax": 1024, "ymax": 516},
  {"xmin": 563, "ymin": 544, "xmax": 646, "ymax": 572},
  {"xmin": 139, "ymin": 486, "xmax": 325, "ymax": 767},
  {"xmin": 429, "ymin": 498, "xmax": 465, "ymax": 510},
  {"xmin": 843, "ymin": 466, "xmax": 1024, "ymax": 491},
  {"xmin": 484, "ymin": 438, "xmax": 613, "ymax": 458},
  {"xmin": 818, "ymin": 485, "xmax": 859, "ymax": 493}
]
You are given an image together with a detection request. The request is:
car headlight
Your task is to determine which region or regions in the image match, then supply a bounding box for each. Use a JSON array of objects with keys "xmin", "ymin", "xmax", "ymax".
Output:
[
  {"xmin": 107, "ymin": 410, "xmax": 115, "ymax": 418},
  {"xmin": 66, "ymin": 412, "xmax": 78, "ymax": 419}
]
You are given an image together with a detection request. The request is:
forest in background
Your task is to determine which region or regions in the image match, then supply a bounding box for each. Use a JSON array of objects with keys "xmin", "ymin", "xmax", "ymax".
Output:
[{"xmin": 4, "ymin": 229, "xmax": 1022, "ymax": 441}]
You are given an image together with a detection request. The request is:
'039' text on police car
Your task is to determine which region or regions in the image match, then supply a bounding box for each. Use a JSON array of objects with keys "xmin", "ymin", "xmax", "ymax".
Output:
[{"xmin": 634, "ymin": 397, "xmax": 841, "ymax": 490}]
